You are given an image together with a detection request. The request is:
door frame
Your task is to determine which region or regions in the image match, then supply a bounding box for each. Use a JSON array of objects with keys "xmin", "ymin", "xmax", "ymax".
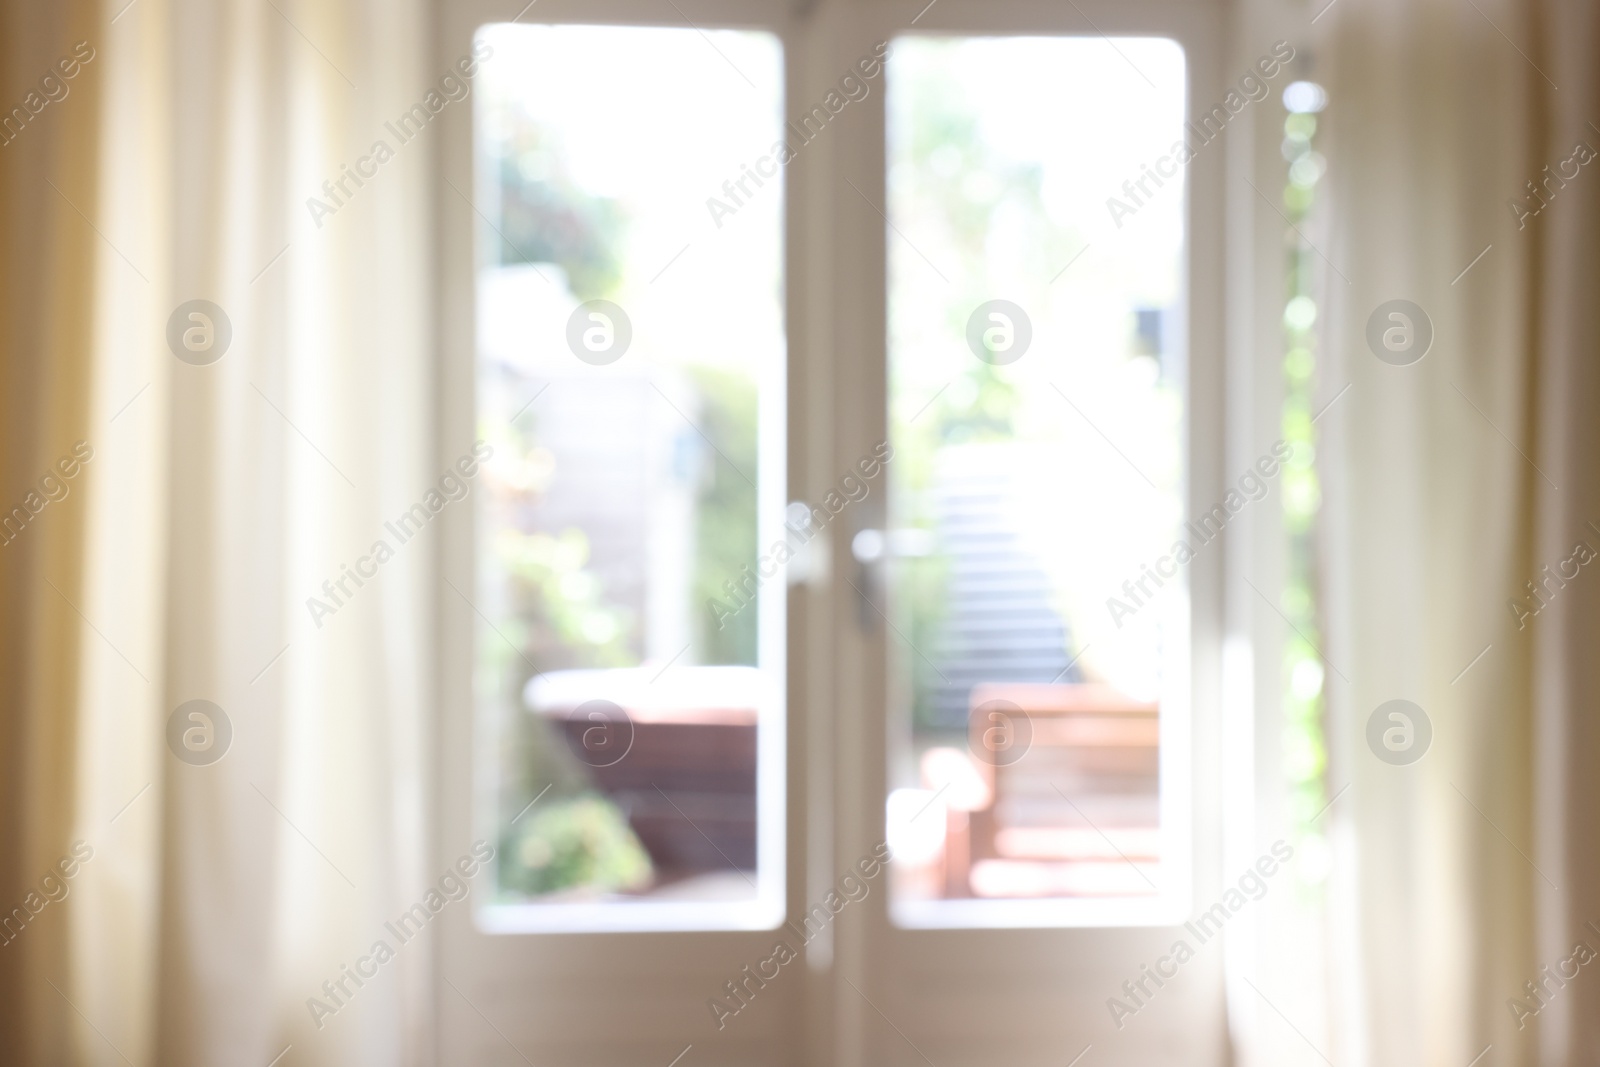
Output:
[{"xmin": 433, "ymin": 1, "xmax": 1232, "ymax": 1064}]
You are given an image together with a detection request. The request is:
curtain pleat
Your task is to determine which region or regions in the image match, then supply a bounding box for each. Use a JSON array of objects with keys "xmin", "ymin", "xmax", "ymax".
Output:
[
  {"xmin": 1531, "ymin": 2, "xmax": 1600, "ymax": 1063},
  {"xmin": 1319, "ymin": 1, "xmax": 1600, "ymax": 1065},
  {"xmin": 0, "ymin": 1, "xmax": 106, "ymax": 1063}
]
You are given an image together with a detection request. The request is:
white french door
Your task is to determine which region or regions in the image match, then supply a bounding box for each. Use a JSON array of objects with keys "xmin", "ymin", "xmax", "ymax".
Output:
[{"xmin": 435, "ymin": 1, "xmax": 1229, "ymax": 1064}]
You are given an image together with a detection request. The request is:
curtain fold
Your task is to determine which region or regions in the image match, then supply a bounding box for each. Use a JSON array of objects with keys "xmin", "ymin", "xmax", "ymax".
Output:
[
  {"xmin": 0, "ymin": 2, "xmax": 105, "ymax": 1063},
  {"xmin": 4, "ymin": 1, "xmax": 434, "ymax": 1064},
  {"xmin": 1319, "ymin": 1, "xmax": 1600, "ymax": 1065},
  {"xmin": 1529, "ymin": 2, "xmax": 1600, "ymax": 1063}
]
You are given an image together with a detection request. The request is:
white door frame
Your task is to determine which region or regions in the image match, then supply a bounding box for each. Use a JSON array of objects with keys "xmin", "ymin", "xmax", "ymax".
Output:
[{"xmin": 433, "ymin": 1, "xmax": 1231, "ymax": 1064}]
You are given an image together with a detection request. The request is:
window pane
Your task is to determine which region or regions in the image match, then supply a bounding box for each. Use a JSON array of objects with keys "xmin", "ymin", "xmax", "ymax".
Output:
[
  {"xmin": 472, "ymin": 24, "xmax": 785, "ymax": 930},
  {"xmin": 884, "ymin": 36, "xmax": 1188, "ymax": 924}
]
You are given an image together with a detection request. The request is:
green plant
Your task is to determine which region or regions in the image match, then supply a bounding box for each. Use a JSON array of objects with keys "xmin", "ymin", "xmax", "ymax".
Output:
[
  {"xmin": 499, "ymin": 794, "xmax": 653, "ymax": 898},
  {"xmin": 688, "ymin": 366, "xmax": 759, "ymax": 666},
  {"xmin": 1279, "ymin": 99, "xmax": 1330, "ymax": 882},
  {"xmin": 496, "ymin": 526, "xmax": 632, "ymax": 671},
  {"xmin": 490, "ymin": 110, "xmax": 626, "ymax": 299}
]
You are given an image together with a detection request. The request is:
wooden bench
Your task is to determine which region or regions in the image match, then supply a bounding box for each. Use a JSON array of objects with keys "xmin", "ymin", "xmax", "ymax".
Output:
[
  {"xmin": 948, "ymin": 682, "xmax": 1160, "ymax": 897},
  {"xmin": 527, "ymin": 666, "xmax": 762, "ymax": 880}
]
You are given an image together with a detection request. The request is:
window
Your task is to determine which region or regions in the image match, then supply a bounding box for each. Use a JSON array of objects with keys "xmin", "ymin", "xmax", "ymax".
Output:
[
  {"xmin": 470, "ymin": 23, "xmax": 787, "ymax": 931},
  {"xmin": 883, "ymin": 35, "xmax": 1190, "ymax": 925}
]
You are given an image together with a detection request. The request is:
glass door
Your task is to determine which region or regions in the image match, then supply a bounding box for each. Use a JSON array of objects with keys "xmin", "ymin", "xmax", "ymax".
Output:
[
  {"xmin": 436, "ymin": 3, "xmax": 808, "ymax": 1065},
  {"xmin": 881, "ymin": 32, "xmax": 1191, "ymax": 928},
  {"xmin": 436, "ymin": 1, "xmax": 1230, "ymax": 1064},
  {"xmin": 828, "ymin": 2, "xmax": 1231, "ymax": 1065},
  {"xmin": 469, "ymin": 20, "xmax": 788, "ymax": 934}
]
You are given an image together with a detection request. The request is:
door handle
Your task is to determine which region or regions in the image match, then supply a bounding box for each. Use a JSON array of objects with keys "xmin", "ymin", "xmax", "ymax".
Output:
[{"xmin": 850, "ymin": 528, "xmax": 934, "ymax": 630}]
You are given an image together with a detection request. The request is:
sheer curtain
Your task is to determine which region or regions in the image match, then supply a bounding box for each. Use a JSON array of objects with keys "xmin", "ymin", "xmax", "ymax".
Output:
[
  {"xmin": 2, "ymin": 1, "xmax": 436, "ymax": 1065},
  {"xmin": 1317, "ymin": 2, "xmax": 1600, "ymax": 1066}
]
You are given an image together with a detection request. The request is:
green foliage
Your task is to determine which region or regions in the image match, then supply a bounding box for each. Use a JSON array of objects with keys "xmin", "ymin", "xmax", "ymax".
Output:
[
  {"xmin": 499, "ymin": 794, "xmax": 653, "ymax": 898},
  {"xmin": 904, "ymin": 550, "xmax": 953, "ymax": 733},
  {"xmin": 493, "ymin": 111, "xmax": 626, "ymax": 299},
  {"xmin": 929, "ymin": 364, "xmax": 1021, "ymax": 444},
  {"xmin": 496, "ymin": 527, "xmax": 633, "ymax": 671},
  {"xmin": 689, "ymin": 367, "xmax": 759, "ymax": 666},
  {"xmin": 1279, "ymin": 101, "xmax": 1330, "ymax": 868},
  {"xmin": 476, "ymin": 398, "xmax": 634, "ymax": 675}
]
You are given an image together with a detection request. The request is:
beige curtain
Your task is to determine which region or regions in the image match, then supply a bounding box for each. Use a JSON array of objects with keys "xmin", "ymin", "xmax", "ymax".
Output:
[
  {"xmin": 0, "ymin": 1, "xmax": 103, "ymax": 1061},
  {"xmin": 2, "ymin": 1, "xmax": 435, "ymax": 1065},
  {"xmin": 1318, "ymin": 1, "xmax": 1600, "ymax": 1066},
  {"xmin": 1529, "ymin": 5, "xmax": 1600, "ymax": 1062}
]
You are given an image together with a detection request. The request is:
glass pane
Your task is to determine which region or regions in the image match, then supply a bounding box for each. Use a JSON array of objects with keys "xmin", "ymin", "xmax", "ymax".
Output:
[
  {"xmin": 884, "ymin": 36, "xmax": 1188, "ymax": 924},
  {"xmin": 472, "ymin": 24, "xmax": 785, "ymax": 930}
]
